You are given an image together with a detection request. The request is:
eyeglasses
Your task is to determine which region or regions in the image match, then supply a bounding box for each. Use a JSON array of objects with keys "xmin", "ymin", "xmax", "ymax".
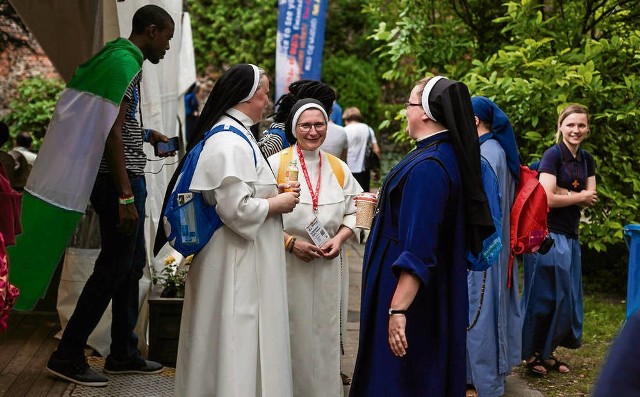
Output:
[
  {"xmin": 297, "ymin": 122, "xmax": 327, "ymax": 132},
  {"xmin": 405, "ymin": 102, "xmax": 422, "ymax": 109}
]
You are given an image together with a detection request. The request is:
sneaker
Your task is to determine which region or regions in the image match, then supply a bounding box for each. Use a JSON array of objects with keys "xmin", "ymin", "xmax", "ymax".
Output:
[
  {"xmin": 46, "ymin": 354, "xmax": 108, "ymax": 387},
  {"xmin": 103, "ymin": 355, "xmax": 163, "ymax": 374}
]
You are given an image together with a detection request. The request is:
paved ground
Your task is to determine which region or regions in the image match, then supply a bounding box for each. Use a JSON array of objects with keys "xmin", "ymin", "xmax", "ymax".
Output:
[{"xmin": 341, "ymin": 236, "xmax": 544, "ymax": 396}]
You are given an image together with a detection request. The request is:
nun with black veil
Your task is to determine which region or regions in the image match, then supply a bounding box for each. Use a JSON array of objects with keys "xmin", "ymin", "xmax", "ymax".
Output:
[
  {"xmin": 349, "ymin": 76, "xmax": 495, "ymax": 397},
  {"xmin": 156, "ymin": 64, "xmax": 299, "ymax": 396}
]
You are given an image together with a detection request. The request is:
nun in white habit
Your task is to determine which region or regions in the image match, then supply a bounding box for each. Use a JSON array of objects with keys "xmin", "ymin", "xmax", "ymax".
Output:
[
  {"xmin": 268, "ymin": 99, "xmax": 362, "ymax": 397},
  {"xmin": 162, "ymin": 64, "xmax": 300, "ymax": 397}
]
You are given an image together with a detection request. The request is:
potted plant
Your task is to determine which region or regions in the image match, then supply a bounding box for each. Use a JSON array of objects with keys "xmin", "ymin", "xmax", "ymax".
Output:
[
  {"xmin": 152, "ymin": 255, "xmax": 191, "ymax": 298},
  {"xmin": 148, "ymin": 254, "xmax": 192, "ymax": 366}
]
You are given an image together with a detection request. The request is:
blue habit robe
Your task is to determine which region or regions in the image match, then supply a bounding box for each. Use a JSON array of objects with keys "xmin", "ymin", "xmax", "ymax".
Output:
[
  {"xmin": 350, "ymin": 132, "xmax": 468, "ymax": 397},
  {"xmin": 466, "ymin": 136, "xmax": 522, "ymax": 397}
]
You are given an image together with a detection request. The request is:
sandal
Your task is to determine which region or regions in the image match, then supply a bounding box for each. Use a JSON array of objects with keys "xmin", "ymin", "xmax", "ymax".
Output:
[
  {"xmin": 544, "ymin": 355, "xmax": 570, "ymax": 374},
  {"xmin": 525, "ymin": 354, "xmax": 547, "ymax": 376},
  {"xmin": 341, "ymin": 372, "xmax": 352, "ymax": 385}
]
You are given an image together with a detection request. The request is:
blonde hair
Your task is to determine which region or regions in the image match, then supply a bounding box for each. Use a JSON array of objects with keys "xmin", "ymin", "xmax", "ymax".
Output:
[
  {"xmin": 343, "ymin": 107, "xmax": 362, "ymax": 122},
  {"xmin": 415, "ymin": 76, "xmax": 434, "ymax": 102},
  {"xmin": 555, "ymin": 104, "xmax": 589, "ymax": 142}
]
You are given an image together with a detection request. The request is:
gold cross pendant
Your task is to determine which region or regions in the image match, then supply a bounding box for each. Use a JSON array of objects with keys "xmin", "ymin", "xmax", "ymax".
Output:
[{"xmin": 572, "ymin": 179, "xmax": 579, "ymax": 188}]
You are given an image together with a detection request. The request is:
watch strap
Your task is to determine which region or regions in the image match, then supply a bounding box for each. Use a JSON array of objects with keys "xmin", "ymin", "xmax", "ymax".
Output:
[{"xmin": 388, "ymin": 308, "xmax": 407, "ymax": 316}]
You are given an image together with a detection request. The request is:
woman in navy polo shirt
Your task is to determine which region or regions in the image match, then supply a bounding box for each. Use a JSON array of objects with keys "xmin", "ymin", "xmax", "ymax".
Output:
[{"xmin": 521, "ymin": 104, "xmax": 597, "ymax": 376}]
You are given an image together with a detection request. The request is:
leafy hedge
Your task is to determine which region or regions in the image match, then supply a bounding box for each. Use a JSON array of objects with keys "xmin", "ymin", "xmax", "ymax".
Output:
[
  {"xmin": 322, "ymin": 55, "xmax": 382, "ymax": 126},
  {"xmin": 463, "ymin": 2, "xmax": 640, "ymax": 253},
  {"xmin": 2, "ymin": 75, "xmax": 64, "ymax": 151},
  {"xmin": 368, "ymin": 1, "xmax": 640, "ymax": 260}
]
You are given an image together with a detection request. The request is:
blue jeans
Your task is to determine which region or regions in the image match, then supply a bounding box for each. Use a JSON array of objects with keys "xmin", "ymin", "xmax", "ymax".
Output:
[{"xmin": 56, "ymin": 173, "xmax": 147, "ymax": 361}]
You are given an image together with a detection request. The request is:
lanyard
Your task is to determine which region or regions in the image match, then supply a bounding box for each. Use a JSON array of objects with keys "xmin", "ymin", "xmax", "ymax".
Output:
[{"xmin": 296, "ymin": 144, "xmax": 322, "ymax": 212}]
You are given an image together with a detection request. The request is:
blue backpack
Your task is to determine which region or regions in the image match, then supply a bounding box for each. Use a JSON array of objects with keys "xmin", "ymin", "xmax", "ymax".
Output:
[{"xmin": 163, "ymin": 124, "xmax": 257, "ymax": 256}]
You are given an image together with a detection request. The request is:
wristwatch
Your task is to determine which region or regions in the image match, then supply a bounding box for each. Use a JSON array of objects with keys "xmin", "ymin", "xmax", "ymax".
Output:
[{"xmin": 388, "ymin": 308, "xmax": 407, "ymax": 316}]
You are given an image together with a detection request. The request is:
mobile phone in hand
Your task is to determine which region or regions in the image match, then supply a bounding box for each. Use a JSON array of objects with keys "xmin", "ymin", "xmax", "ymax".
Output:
[{"xmin": 154, "ymin": 137, "xmax": 179, "ymax": 156}]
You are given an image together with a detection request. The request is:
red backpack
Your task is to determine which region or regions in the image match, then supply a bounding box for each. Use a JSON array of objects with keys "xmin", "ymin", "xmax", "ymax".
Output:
[{"xmin": 508, "ymin": 165, "xmax": 550, "ymax": 287}]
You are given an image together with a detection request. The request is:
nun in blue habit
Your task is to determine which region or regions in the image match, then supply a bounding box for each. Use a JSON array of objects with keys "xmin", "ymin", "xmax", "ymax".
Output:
[
  {"xmin": 466, "ymin": 96, "xmax": 522, "ymax": 397},
  {"xmin": 349, "ymin": 77, "xmax": 495, "ymax": 397}
]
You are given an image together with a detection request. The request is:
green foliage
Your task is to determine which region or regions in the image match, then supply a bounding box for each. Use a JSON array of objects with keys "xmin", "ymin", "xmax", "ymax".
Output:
[
  {"xmin": 323, "ymin": 55, "xmax": 382, "ymax": 126},
  {"xmin": 2, "ymin": 75, "xmax": 64, "ymax": 150},
  {"xmin": 582, "ymin": 243, "xmax": 629, "ymax": 296},
  {"xmin": 462, "ymin": 1, "xmax": 640, "ymax": 252},
  {"xmin": 373, "ymin": 0, "xmax": 640, "ymax": 256},
  {"xmin": 186, "ymin": 0, "xmax": 278, "ymax": 77},
  {"xmin": 324, "ymin": 0, "xmax": 377, "ymax": 58},
  {"xmin": 364, "ymin": 0, "xmax": 475, "ymax": 86}
]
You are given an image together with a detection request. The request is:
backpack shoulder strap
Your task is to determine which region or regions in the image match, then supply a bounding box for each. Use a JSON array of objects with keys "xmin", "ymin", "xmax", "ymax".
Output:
[
  {"xmin": 277, "ymin": 148, "xmax": 293, "ymax": 185},
  {"xmin": 276, "ymin": 148, "xmax": 346, "ymax": 188},
  {"xmin": 324, "ymin": 152, "xmax": 345, "ymax": 187},
  {"xmin": 207, "ymin": 124, "xmax": 257, "ymax": 166}
]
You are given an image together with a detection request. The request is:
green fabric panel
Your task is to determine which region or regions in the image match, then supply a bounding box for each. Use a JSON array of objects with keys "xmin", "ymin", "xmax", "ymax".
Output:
[
  {"xmin": 67, "ymin": 37, "xmax": 143, "ymax": 105},
  {"xmin": 7, "ymin": 192, "xmax": 82, "ymax": 311}
]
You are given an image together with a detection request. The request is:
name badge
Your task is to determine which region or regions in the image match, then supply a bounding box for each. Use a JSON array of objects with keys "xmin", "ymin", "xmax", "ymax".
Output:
[{"xmin": 306, "ymin": 217, "xmax": 330, "ymax": 247}]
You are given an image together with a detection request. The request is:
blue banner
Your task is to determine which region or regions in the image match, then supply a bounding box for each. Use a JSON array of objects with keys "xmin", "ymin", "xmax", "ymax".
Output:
[{"xmin": 275, "ymin": 0, "xmax": 328, "ymax": 101}]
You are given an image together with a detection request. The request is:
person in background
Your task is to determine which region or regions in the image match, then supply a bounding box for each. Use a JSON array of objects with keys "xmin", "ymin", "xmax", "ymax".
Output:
[
  {"xmin": 45, "ymin": 5, "xmax": 175, "ymax": 387},
  {"xmin": 0, "ymin": 122, "xmax": 15, "ymax": 176},
  {"xmin": 521, "ymin": 104, "xmax": 597, "ymax": 376},
  {"xmin": 166, "ymin": 64, "xmax": 300, "ymax": 396},
  {"xmin": 263, "ymin": 80, "xmax": 355, "ymax": 386},
  {"xmin": 7, "ymin": 131, "xmax": 37, "ymax": 191},
  {"xmin": 184, "ymin": 82, "xmax": 200, "ymax": 142},
  {"xmin": 0, "ymin": 121, "xmax": 22, "ymax": 248},
  {"xmin": 465, "ymin": 96, "xmax": 522, "ymax": 397},
  {"xmin": 12, "ymin": 131, "xmax": 37, "ymax": 166},
  {"xmin": 330, "ymin": 87, "xmax": 343, "ymax": 126},
  {"xmin": 0, "ymin": 122, "xmax": 8, "ymax": 150},
  {"xmin": 350, "ymin": 76, "xmax": 495, "ymax": 396},
  {"xmin": 258, "ymin": 80, "xmax": 336, "ymax": 159},
  {"xmin": 320, "ymin": 118, "xmax": 348, "ymax": 161},
  {"xmin": 343, "ymin": 107, "xmax": 380, "ymax": 192},
  {"xmin": 269, "ymin": 98, "xmax": 362, "ymax": 396}
]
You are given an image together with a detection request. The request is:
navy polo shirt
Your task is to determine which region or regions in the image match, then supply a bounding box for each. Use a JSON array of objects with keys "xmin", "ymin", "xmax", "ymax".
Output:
[{"xmin": 538, "ymin": 141, "xmax": 595, "ymax": 238}]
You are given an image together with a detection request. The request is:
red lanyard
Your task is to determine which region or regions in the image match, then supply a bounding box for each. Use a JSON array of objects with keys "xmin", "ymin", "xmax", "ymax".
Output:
[{"xmin": 296, "ymin": 144, "xmax": 321, "ymax": 212}]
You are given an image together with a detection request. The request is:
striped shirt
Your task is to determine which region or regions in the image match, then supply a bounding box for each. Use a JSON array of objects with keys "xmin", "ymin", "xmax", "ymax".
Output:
[
  {"xmin": 258, "ymin": 122, "xmax": 289, "ymax": 158},
  {"xmin": 98, "ymin": 72, "xmax": 147, "ymax": 175}
]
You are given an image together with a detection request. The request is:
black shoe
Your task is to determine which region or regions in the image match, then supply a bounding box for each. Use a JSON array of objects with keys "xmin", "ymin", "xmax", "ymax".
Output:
[
  {"xmin": 104, "ymin": 355, "xmax": 163, "ymax": 374},
  {"xmin": 46, "ymin": 354, "xmax": 108, "ymax": 387}
]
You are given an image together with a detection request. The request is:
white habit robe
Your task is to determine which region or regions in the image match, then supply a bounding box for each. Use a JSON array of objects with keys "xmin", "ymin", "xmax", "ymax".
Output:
[
  {"xmin": 268, "ymin": 147, "xmax": 362, "ymax": 397},
  {"xmin": 175, "ymin": 109, "xmax": 293, "ymax": 397}
]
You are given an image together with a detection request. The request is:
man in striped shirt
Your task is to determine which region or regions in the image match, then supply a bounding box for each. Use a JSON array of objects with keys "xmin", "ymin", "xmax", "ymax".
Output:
[{"xmin": 46, "ymin": 5, "xmax": 176, "ymax": 387}]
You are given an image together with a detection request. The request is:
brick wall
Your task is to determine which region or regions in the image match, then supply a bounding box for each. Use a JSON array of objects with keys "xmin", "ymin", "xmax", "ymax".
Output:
[{"xmin": 0, "ymin": 15, "xmax": 60, "ymax": 118}]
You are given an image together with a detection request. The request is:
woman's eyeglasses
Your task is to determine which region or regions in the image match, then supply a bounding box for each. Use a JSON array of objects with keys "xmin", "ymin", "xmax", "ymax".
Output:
[
  {"xmin": 405, "ymin": 102, "xmax": 422, "ymax": 109},
  {"xmin": 297, "ymin": 122, "xmax": 327, "ymax": 132}
]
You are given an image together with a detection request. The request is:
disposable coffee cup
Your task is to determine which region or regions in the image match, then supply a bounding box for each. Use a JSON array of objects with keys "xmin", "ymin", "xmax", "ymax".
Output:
[{"xmin": 355, "ymin": 193, "xmax": 378, "ymax": 230}]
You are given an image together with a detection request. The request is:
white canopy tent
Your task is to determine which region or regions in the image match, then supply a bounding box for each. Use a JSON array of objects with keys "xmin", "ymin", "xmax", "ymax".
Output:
[{"xmin": 9, "ymin": 0, "xmax": 196, "ymax": 355}]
